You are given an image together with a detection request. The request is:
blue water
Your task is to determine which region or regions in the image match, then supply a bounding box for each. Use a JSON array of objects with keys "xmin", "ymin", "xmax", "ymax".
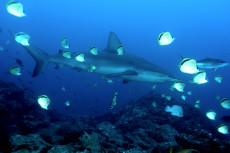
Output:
[{"xmin": 0, "ymin": 0, "xmax": 230, "ymax": 124}]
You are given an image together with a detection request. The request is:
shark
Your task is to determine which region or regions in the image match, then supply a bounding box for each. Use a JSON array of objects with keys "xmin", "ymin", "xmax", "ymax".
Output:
[
  {"xmin": 21, "ymin": 32, "xmax": 178, "ymax": 83},
  {"xmin": 197, "ymin": 57, "xmax": 229, "ymax": 70}
]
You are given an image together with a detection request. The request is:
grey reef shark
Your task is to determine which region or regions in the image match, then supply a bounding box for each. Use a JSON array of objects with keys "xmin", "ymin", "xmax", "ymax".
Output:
[
  {"xmin": 22, "ymin": 32, "xmax": 179, "ymax": 84},
  {"xmin": 197, "ymin": 57, "xmax": 229, "ymax": 71}
]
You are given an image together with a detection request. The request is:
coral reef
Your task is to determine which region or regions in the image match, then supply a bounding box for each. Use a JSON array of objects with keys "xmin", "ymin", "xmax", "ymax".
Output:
[
  {"xmin": 0, "ymin": 81, "xmax": 229, "ymax": 152},
  {"xmin": 79, "ymin": 132, "xmax": 101, "ymax": 152}
]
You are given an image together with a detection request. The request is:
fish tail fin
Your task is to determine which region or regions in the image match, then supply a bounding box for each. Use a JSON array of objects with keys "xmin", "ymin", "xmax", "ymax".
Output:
[
  {"xmin": 165, "ymin": 105, "xmax": 171, "ymax": 112},
  {"xmin": 22, "ymin": 44, "xmax": 50, "ymax": 77}
]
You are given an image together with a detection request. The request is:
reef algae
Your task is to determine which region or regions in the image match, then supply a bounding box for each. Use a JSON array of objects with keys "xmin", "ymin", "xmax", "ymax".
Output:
[{"xmin": 0, "ymin": 81, "xmax": 229, "ymax": 152}]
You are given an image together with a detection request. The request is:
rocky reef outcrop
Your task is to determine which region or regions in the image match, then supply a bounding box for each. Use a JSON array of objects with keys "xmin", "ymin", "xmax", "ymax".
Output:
[{"xmin": 0, "ymin": 81, "xmax": 229, "ymax": 153}]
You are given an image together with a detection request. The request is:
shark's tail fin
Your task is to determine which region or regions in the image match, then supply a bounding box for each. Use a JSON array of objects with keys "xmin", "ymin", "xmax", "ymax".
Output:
[{"xmin": 22, "ymin": 45, "xmax": 50, "ymax": 77}]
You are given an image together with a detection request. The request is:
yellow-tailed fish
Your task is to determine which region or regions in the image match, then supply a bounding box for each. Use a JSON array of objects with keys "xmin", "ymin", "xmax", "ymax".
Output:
[
  {"xmin": 206, "ymin": 110, "xmax": 216, "ymax": 120},
  {"xmin": 60, "ymin": 37, "xmax": 69, "ymax": 49},
  {"xmin": 37, "ymin": 95, "xmax": 50, "ymax": 110},
  {"xmin": 152, "ymin": 101, "xmax": 157, "ymax": 107},
  {"xmin": 65, "ymin": 101, "xmax": 71, "ymax": 107},
  {"xmin": 177, "ymin": 148, "xmax": 200, "ymax": 153},
  {"xmin": 110, "ymin": 92, "xmax": 118, "ymax": 109},
  {"xmin": 179, "ymin": 58, "xmax": 199, "ymax": 74},
  {"xmin": 158, "ymin": 31, "xmax": 175, "ymax": 46},
  {"xmin": 117, "ymin": 46, "xmax": 124, "ymax": 55},
  {"xmin": 165, "ymin": 95, "xmax": 171, "ymax": 101},
  {"xmin": 152, "ymin": 85, "xmax": 157, "ymax": 90},
  {"xmin": 15, "ymin": 32, "xmax": 30, "ymax": 46},
  {"xmin": 90, "ymin": 47, "xmax": 98, "ymax": 55},
  {"xmin": 62, "ymin": 87, "xmax": 66, "ymax": 92},
  {"xmin": 171, "ymin": 81, "xmax": 185, "ymax": 92},
  {"xmin": 93, "ymin": 82, "xmax": 97, "ymax": 87},
  {"xmin": 9, "ymin": 66, "xmax": 21, "ymax": 75},
  {"xmin": 187, "ymin": 91, "xmax": 192, "ymax": 95},
  {"xmin": 107, "ymin": 79, "xmax": 113, "ymax": 84},
  {"xmin": 214, "ymin": 75, "xmax": 222, "ymax": 83},
  {"xmin": 75, "ymin": 54, "xmax": 85, "ymax": 62},
  {"xmin": 6, "ymin": 0, "xmax": 26, "ymax": 17},
  {"xmin": 217, "ymin": 124, "xmax": 229, "ymax": 134},
  {"xmin": 181, "ymin": 95, "xmax": 186, "ymax": 101},
  {"xmin": 62, "ymin": 51, "xmax": 71, "ymax": 58},
  {"xmin": 220, "ymin": 98, "xmax": 230, "ymax": 109},
  {"xmin": 193, "ymin": 70, "xmax": 208, "ymax": 84}
]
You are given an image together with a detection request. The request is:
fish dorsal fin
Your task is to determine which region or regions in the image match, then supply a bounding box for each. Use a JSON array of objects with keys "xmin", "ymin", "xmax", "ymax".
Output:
[
  {"xmin": 103, "ymin": 32, "xmax": 124, "ymax": 54},
  {"xmin": 179, "ymin": 54, "xmax": 184, "ymax": 59}
]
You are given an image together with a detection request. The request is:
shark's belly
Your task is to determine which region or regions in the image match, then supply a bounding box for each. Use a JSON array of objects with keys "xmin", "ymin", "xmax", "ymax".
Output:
[
  {"xmin": 122, "ymin": 71, "xmax": 177, "ymax": 83},
  {"xmin": 197, "ymin": 63, "xmax": 216, "ymax": 68},
  {"xmin": 94, "ymin": 65, "xmax": 130, "ymax": 75}
]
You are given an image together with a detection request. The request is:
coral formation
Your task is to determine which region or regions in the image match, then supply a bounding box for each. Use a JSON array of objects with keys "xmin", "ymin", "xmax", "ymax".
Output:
[
  {"xmin": 79, "ymin": 132, "xmax": 101, "ymax": 152},
  {"xmin": 0, "ymin": 81, "xmax": 229, "ymax": 152}
]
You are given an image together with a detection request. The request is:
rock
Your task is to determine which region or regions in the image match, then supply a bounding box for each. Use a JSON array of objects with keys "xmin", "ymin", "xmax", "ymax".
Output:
[
  {"xmin": 48, "ymin": 145, "xmax": 74, "ymax": 153},
  {"xmin": 10, "ymin": 134, "xmax": 51, "ymax": 152}
]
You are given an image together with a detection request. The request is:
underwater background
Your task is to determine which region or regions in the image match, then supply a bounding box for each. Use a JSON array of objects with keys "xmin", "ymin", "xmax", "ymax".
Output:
[{"xmin": 0, "ymin": 0, "xmax": 230, "ymax": 152}]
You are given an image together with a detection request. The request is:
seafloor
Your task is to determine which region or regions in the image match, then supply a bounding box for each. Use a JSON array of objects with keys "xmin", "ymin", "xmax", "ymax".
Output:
[{"xmin": 0, "ymin": 80, "xmax": 229, "ymax": 153}]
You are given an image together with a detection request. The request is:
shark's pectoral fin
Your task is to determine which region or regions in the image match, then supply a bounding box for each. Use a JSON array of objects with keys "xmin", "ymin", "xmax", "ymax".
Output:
[
  {"xmin": 107, "ymin": 71, "xmax": 137, "ymax": 77},
  {"xmin": 72, "ymin": 67, "xmax": 82, "ymax": 72},
  {"xmin": 123, "ymin": 79, "xmax": 130, "ymax": 84},
  {"xmin": 55, "ymin": 64, "xmax": 64, "ymax": 69}
]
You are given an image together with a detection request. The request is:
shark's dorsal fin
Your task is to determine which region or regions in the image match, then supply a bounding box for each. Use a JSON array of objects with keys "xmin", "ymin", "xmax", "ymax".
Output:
[{"xmin": 103, "ymin": 32, "xmax": 124, "ymax": 54}]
